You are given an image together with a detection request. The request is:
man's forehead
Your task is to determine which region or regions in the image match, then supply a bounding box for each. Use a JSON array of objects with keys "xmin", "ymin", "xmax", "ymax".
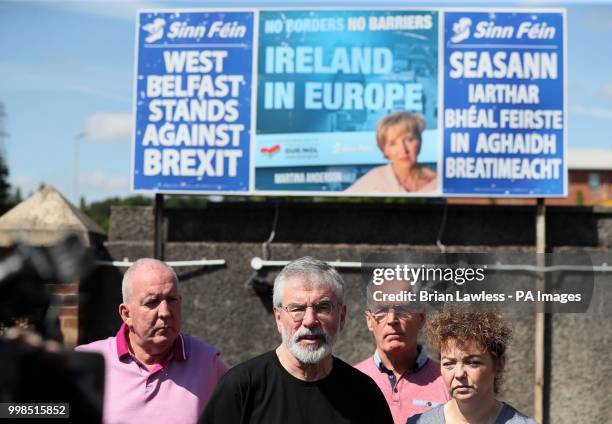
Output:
[
  {"xmin": 141, "ymin": 280, "xmax": 178, "ymax": 296},
  {"xmin": 131, "ymin": 265, "xmax": 177, "ymax": 296},
  {"xmin": 371, "ymin": 299, "xmax": 411, "ymax": 308},
  {"xmin": 370, "ymin": 301, "xmax": 421, "ymax": 314},
  {"xmin": 283, "ymin": 277, "xmax": 335, "ymax": 302}
]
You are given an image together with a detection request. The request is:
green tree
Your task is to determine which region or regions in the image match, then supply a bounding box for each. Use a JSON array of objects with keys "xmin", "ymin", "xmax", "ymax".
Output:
[
  {"xmin": 12, "ymin": 187, "xmax": 21, "ymax": 203},
  {"xmin": 0, "ymin": 102, "xmax": 10, "ymax": 206},
  {"xmin": 0, "ymin": 154, "xmax": 10, "ymax": 207},
  {"xmin": 80, "ymin": 195, "xmax": 153, "ymax": 232}
]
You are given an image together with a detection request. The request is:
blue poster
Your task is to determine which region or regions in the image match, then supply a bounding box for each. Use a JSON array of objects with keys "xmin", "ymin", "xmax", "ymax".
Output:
[
  {"xmin": 132, "ymin": 11, "xmax": 254, "ymax": 192},
  {"xmin": 442, "ymin": 11, "xmax": 566, "ymax": 196},
  {"xmin": 255, "ymin": 10, "xmax": 440, "ymax": 194}
]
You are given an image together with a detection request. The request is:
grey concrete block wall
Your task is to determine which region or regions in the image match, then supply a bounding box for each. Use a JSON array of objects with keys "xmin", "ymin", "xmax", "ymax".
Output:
[
  {"xmin": 81, "ymin": 203, "xmax": 612, "ymax": 424},
  {"xmin": 158, "ymin": 202, "xmax": 611, "ymax": 247},
  {"xmin": 549, "ymin": 250, "xmax": 612, "ymax": 423},
  {"xmin": 550, "ymin": 313, "xmax": 612, "ymax": 423},
  {"xmin": 108, "ymin": 206, "xmax": 155, "ymax": 241}
]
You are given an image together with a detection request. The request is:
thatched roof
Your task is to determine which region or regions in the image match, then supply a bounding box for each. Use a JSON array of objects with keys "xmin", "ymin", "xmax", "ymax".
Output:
[{"xmin": 0, "ymin": 186, "xmax": 105, "ymax": 247}]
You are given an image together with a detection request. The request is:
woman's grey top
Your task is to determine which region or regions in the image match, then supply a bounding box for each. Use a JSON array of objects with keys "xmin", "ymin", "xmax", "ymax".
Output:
[{"xmin": 407, "ymin": 402, "xmax": 538, "ymax": 424}]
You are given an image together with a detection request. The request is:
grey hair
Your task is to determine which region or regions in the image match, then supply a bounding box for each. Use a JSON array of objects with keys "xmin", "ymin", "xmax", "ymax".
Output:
[
  {"xmin": 273, "ymin": 257, "xmax": 345, "ymax": 308},
  {"xmin": 122, "ymin": 258, "xmax": 179, "ymax": 303}
]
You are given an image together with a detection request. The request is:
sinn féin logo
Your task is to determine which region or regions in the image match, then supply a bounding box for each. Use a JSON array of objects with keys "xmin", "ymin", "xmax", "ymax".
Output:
[
  {"xmin": 451, "ymin": 17, "xmax": 472, "ymax": 43},
  {"xmin": 142, "ymin": 18, "xmax": 166, "ymax": 43}
]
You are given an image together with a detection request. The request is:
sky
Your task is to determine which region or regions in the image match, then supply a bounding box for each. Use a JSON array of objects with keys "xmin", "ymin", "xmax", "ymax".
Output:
[{"xmin": 0, "ymin": 0, "xmax": 611, "ymax": 204}]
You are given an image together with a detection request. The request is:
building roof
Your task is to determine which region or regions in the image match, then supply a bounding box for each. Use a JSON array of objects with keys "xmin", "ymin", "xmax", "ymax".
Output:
[
  {"xmin": 0, "ymin": 185, "xmax": 105, "ymax": 247},
  {"xmin": 568, "ymin": 149, "xmax": 612, "ymax": 170}
]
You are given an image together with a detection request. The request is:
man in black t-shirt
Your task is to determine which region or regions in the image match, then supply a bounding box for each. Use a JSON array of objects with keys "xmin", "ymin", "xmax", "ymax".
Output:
[{"xmin": 200, "ymin": 257, "xmax": 393, "ymax": 424}]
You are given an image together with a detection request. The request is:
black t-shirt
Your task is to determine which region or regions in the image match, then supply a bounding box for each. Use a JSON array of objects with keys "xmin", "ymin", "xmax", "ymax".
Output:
[{"xmin": 200, "ymin": 350, "xmax": 394, "ymax": 424}]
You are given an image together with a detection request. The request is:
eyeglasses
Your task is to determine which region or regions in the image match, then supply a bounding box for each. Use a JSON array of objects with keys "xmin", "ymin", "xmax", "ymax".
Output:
[
  {"xmin": 280, "ymin": 301, "xmax": 338, "ymax": 322},
  {"xmin": 368, "ymin": 305, "xmax": 418, "ymax": 323}
]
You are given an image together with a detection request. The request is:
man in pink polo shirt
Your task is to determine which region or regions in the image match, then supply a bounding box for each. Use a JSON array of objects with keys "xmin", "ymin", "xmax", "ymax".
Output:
[
  {"xmin": 355, "ymin": 279, "xmax": 450, "ymax": 424},
  {"xmin": 76, "ymin": 258, "xmax": 227, "ymax": 424}
]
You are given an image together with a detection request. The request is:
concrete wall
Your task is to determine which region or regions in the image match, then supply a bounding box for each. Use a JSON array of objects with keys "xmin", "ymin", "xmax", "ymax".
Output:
[
  {"xmin": 81, "ymin": 202, "xmax": 612, "ymax": 423},
  {"xmin": 107, "ymin": 202, "xmax": 612, "ymax": 247}
]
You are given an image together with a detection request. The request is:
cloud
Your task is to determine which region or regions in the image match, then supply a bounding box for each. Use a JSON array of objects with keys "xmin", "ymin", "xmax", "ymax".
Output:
[
  {"xmin": 79, "ymin": 171, "xmax": 129, "ymax": 191},
  {"xmin": 0, "ymin": 63, "xmax": 130, "ymax": 102},
  {"xmin": 64, "ymin": 83, "xmax": 131, "ymax": 103},
  {"xmin": 572, "ymin": 104, "xmax": 612, "ymax": 119},
  {"xmin": 601, "ymin": 84, "xmax": 612, "ymax": 100},
  {"xmin": 80, "ymin": 112, "xmax": 132, "ymax": 142},
  {"xmin": 576, "ymin": 7, "xmax": 612, "ymax": 29}
]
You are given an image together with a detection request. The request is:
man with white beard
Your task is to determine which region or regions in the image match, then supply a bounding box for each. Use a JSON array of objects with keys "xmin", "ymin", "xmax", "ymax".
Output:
[{"xmin": 200, "ymin": 257, "xmax": 393, "ymax": 424}]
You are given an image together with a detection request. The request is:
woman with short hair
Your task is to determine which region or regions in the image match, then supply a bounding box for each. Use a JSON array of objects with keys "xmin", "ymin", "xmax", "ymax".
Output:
[
  {"xmin": 346, "ymin": 112, "xmax": 437, "ymax": 193},
  {"xmin": 407, "ymin": 308, "xmax": 537, "ymax": 424}
]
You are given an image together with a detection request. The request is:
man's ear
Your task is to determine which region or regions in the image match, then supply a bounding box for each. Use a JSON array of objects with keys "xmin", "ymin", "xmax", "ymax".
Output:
[
  {"xmin": 119, "ymin": 303, "xmax": 131, "ymax": 326},
  {"xmin": 339, "ymin": 304, "xmax": 347, "ymax": 331},
  {"xmin": 365, "ymin": 312, "xmax": 375, "ymax": 333},
  {"xmin": 416, "ymin": 313, "xmax": 426, "ymax": 331},
  {"xmin": 273, "ymin": 306, "xmax": 283, "ymax": 334}
]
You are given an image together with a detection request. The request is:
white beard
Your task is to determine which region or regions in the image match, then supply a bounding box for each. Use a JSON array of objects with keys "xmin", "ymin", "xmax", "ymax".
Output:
[{"xmin": 281, "ymin": 325, "xmax": 337, "ymax": 365}]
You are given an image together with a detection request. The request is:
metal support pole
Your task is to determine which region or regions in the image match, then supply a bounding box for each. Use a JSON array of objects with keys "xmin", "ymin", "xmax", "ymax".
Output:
[
  {"xmin": 534, "ymin": 198, "xmax": 547, "ymax": 423},
  {"xmin": 154, "ymin": 193, "xmax": 164, "ymax": 260}
]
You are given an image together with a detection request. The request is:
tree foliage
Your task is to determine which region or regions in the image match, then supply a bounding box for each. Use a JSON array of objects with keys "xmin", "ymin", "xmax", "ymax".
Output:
[
  {"xmin": 78, "ymin": 193, "xmax": 442, "ymax": 234},
  {"xmin": 0, "ymin": 154, "xmax": 10, "ymax": 205},
  {"xmin": 80, "ymin": 195, "xmax": 152, "ymax": 232},
  {"xmin": 80, "ymin": 195, "xmax": 214, "ymax": 232}
]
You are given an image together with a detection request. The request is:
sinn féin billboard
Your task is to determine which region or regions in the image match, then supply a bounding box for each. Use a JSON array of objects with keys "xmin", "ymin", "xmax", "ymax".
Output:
[{"xmin": 132, "ymin": 8, "xmax": 566, "ymax": 198}]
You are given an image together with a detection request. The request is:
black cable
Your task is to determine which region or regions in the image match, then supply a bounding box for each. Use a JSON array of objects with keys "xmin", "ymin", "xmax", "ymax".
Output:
[
  {"xmin": 244, "ymin": 201, "xmax": 280, "ymax": 290},
  {"xmin": 261, "ymin": 200, "xmax": 280, "ymax": 261},
  {"xmin": 436, "ymin": 201, "xmax": 448, "ymax": 253}
]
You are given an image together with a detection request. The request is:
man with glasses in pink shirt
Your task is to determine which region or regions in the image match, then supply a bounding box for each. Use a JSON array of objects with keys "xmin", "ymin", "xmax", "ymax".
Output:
[
  {"xmin": 355, "ymin": 279, "xmax": 450, "ymax": 424},
  {"xmin": 77, "ymin": 258, "xmax": 227, "ymax": 424}
]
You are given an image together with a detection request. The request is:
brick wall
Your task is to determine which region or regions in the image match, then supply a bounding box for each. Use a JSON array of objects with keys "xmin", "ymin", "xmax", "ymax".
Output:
[{"xmin": 48, "ymin": 283, "xmax": 79, "ymax": 347}]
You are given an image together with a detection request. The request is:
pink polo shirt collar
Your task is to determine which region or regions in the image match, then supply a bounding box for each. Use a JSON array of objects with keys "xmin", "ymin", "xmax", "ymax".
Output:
[{"xmin": 116, "ymin": 323, "xmax": 187, "ymax": 374}]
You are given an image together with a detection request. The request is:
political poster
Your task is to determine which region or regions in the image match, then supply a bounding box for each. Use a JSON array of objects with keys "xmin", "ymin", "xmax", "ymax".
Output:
[
  {"xmin": 442, "ymin": 10, "xmax": 566, "ymax": 197},
  {"xmin": 132, "ymin": 10, "xmax": 254, "ymax": 192},
  {"xmin": 255, "ymin": 10, "xmax": 440, "ymax": 195},
  {"xmin": 131, "ymin": 8, "xmax": 567, "ymax": 198}
]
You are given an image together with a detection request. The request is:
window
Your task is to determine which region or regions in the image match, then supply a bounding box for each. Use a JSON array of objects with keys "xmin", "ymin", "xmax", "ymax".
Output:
[{"xmin": 588, "ymin": 172, "xmax": 600, "ymax": 192}]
